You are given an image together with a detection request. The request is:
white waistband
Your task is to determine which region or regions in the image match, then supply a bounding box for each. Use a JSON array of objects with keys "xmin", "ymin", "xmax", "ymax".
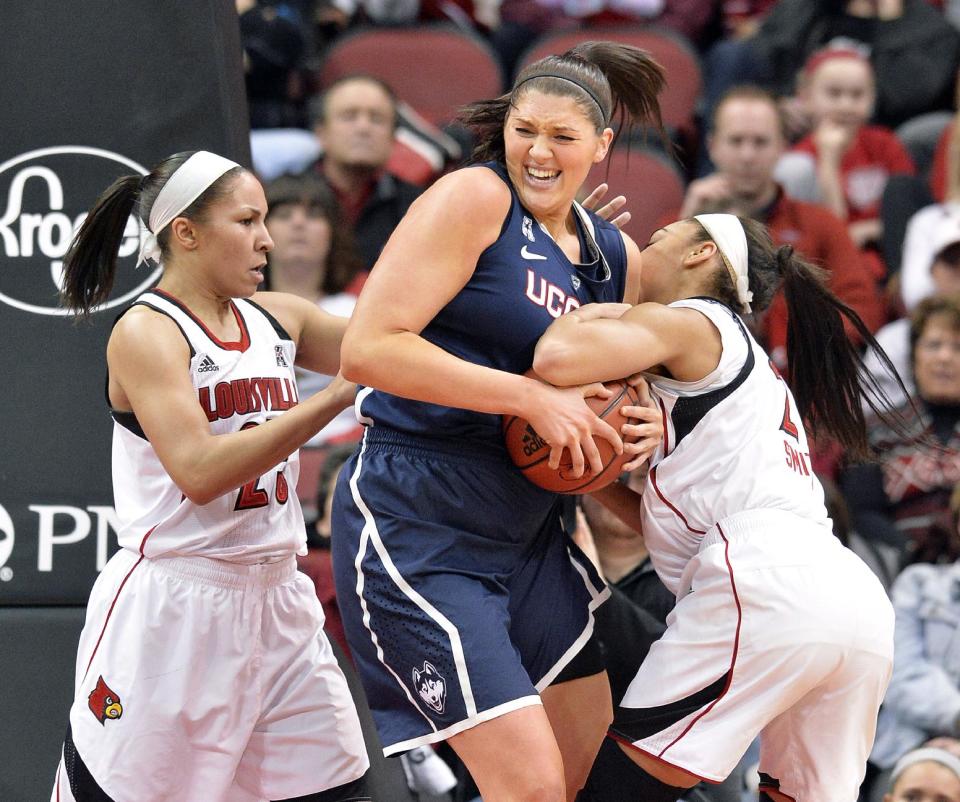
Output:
[
  {"xmin": 699, "ymin": 508, "xmax": 833, "ymax": 552},
  {"xmin": 140, "ymin": 552, "xmax": 298, "ymax": 590}
]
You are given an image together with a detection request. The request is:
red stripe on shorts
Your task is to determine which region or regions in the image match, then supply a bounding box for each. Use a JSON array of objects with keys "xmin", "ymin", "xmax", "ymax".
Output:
[
  {"xmin": 83, "ymin": 554, "xmax": 144, "ymax": 681},
  {"xmin": 610, "ymin": 733, "xmax": 720, "ymax": 784},
  {"xmin": 659, "ymin": 523, "xmax": 742, "ymax": 758}
]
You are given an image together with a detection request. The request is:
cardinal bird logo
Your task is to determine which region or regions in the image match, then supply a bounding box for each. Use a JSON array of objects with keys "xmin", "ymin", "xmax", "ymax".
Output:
[{"xmin": 88, "ymin": 675, "xmax": 123, "ymax": 725}]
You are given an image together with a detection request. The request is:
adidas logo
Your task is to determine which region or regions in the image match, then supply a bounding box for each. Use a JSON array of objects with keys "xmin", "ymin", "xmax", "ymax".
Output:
[
  {"xmin": 521, "ymin": 424, "xmax": 547, "ymax": 457},
  {"xmin": 275, "ymin": 345, "xmax": 288, "ymax": 367},
  {"xmin": 197, "ymin": 354, "xmax": 219, "ymax": 373}
]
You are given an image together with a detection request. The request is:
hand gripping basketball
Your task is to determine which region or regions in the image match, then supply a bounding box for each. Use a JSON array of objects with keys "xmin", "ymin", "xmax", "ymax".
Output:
[{"xmin": 502, "ymin": 375, "xmax": 644, "ymax": 494}]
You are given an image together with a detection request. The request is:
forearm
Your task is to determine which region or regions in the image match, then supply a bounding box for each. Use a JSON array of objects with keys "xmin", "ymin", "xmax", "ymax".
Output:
[
  {"xmin": 342, "ymin": 329, "xmax": 540, "ymax": 418},
  {"xmin": 177, "ymin": 384, "xmax": 351, "ymax": 504}
]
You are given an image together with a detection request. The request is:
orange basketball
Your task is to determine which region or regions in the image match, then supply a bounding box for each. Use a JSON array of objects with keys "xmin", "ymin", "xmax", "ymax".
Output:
[{"xmin": 502, "ymin": 379, "xmax": 643, "ymax": 494}]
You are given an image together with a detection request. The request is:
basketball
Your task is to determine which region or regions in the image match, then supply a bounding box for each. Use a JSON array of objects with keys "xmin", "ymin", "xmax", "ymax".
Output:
[{"xmin": 502, "ymin": 379, "xmax": 644, "ymax": 494}]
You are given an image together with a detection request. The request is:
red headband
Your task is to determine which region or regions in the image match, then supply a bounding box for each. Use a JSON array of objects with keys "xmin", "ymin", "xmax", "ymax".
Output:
[{"xmin": 803, "ymin": 47, "xmax": 869, "ymax": 80}]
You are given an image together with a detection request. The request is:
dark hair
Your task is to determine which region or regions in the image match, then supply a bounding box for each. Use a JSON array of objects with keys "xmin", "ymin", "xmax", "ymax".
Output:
[
  {"xmin": 690, "ymin": 216, "xmax": 911, "ymax": 461},
  {"xmin": 264, "ymin": 173, "xmax": 362, "ymax": 296},
  {"xmin": 60, "ymin": 151, "xmax": 245, "ymax": 316},
  {"xmin": 459, "ymin": 41, "xmax": 666, "ymax": 164},
  {"xmin": 710, "ymin": 84, "xmax": 787, "ymax": 141},
  {"xmin": 909, "ymin": 294, "xmax": 960, "ymax": 363},
  {"xmin": 308, "ymin": 74, "xmax": 398, "ymax": 129}
]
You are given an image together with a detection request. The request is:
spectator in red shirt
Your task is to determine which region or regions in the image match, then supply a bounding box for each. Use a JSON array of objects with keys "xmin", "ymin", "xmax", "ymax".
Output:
[
  {"xmin": 678, "ymin": 85, "xmax": 886, "ymax": 366},
  {"xmin": 776, "ymin": 45, "xmax": 916, "ymax": 282}
]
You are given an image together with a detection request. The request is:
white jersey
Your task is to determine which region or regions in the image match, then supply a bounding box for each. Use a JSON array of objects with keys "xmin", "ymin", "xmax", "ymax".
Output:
[
  {"xmin": 641, "ymin": 298, "xmax": 830, "ymax": 595},
  {"xmin": 110, "ymin": 290, "xmax": 304, "ymax": 563}
]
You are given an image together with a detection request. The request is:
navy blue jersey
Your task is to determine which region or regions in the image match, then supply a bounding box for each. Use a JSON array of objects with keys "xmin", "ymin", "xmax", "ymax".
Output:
[{"xmin": 357, "ymin": 162, "xmax": 628, "ymax": 449}]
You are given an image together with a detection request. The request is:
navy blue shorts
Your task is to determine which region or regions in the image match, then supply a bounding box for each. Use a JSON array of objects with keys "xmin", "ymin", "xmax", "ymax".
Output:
[{"xmin": 330, "ymin": 427, "xmax": 609, "ymax": 755}]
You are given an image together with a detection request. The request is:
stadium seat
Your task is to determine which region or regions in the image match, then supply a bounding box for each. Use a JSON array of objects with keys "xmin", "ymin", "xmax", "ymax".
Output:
[
  {"xmin": 317, "ymin": 25, "xmax": 505, "ymax": 127},
  {"xmin": 517, "ymin": 26, "xmax": 703, "ymax": 141},
  {"xmin": 585, "ymin": 146, "xmax": 686, "ymax": 243}
]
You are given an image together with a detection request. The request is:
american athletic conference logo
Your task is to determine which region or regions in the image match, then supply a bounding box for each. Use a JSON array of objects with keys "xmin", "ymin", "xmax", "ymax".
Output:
[{"xmin": 0, "ymin": 146, "xmax": 157, "ymax": 315}]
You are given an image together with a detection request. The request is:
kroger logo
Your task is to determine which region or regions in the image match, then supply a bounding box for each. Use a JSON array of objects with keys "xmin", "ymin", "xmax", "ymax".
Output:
[
  {"xmin": 0, "ymin": 504, "xmax": 13, "ymax": 574},
  {"xmin": 0, "ymin": 145, "xmax": 160, "ymax": 315}
]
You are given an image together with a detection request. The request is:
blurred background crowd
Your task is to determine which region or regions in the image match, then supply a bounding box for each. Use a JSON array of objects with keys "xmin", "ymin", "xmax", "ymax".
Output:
[{"xmin": 235, "ymin": 1, "xmax": 960, "ymax": 800}]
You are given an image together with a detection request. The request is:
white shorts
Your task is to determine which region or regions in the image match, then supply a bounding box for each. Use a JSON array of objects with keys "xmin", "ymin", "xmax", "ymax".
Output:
[
  {"xmin": 51, "ymin": 549, "xmax": 369, "ymax": 802},
  {"xmin": 613, "ymin": 510, "xmax": 894, "ymax": 802}
]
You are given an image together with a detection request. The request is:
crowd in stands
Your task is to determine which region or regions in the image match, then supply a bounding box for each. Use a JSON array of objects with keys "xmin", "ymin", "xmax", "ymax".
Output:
[{"xmin": 236, "ymin": 2, "xmax": 960, "ymax": 800}]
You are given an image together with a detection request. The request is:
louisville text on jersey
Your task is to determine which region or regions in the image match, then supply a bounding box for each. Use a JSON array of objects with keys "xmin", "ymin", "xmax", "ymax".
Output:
[{"xmin": 198, "ymin": 377, "xmax": 299, "ymax": 422}]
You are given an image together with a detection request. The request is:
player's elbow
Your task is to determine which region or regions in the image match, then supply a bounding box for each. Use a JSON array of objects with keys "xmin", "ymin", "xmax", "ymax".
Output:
[
  {"xmin": 533, "ymin": 340, "xmax": 578, "ymax": 386},
  {"xmin": 177, "ymin": 475, "xmax": 220, "ymax": 507},
  {"xmin": 339, "ymin": 326, "xmax": 377, "ymax": 385}
]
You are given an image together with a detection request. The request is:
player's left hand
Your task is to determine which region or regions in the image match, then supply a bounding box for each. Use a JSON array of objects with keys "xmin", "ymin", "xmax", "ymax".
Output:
[
  {"xmin": 582, "ymin": 183, "xmax": 631, "ymax": 229},
  {"xmin": 620, "ymin": 376, "xmax": 662, "ymax": 471}
]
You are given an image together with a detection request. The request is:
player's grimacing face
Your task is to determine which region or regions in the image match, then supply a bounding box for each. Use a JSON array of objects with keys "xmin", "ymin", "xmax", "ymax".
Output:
[
  {"xmin": 190, "ymin": 172, "xmax": 274, "ymax": 296},
  {"xmin": 504, "ymin": 89, "xmax": 612, "ymax": 221}
]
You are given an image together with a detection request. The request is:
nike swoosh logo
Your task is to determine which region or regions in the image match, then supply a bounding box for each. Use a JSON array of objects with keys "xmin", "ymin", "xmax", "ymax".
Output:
[{"xmin": 521, "ymin": 245, "xmax": 547, "ymax": 261}]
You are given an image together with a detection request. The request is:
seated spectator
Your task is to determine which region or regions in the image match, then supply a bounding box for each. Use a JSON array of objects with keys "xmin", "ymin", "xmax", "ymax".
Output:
[
  {"xmin": 775, "ymin": 45, "xmax": 916, "ymax": 283},
  {"xmin": 841, "ymin": 295, "xmax": 960, "ymax": 562},
  {"xmin": 882, "ymin": 747, "xmax": 960, "ymax": 802},
  {"xmin": 678, "ymin": 85, "xmax": 885, "ymax": 367},
  {"xmin": 305, "ymin": 75, "xmax": 423, "ymax": 270},
  {"xmin": 699, "ymin": 0, "xmax": 960, "ymax": 175},
  {"xmin": 238, "ymin": 0, "xmax": 310, "ymax": 128},
  {"xmin": 251, "ymin": 100, "xmax": 461, "ymax": 184},
  {"xmin": 264, "ymin": 172, "xmax": 365, "ymax": 445},
  {"xmin": 869, "ymin": 483, "xmax": 960, "ymax": 775},
  {"xmin": 865, "ymin": 214, "xmax": 960, "ymax": 407},
  {"xmin": 751, "ymin": 0, "xmax": 960, "ymax": 132},
  {"xmin": 902, "ymin": 126, "xmax": 960, "ymax": 312}
]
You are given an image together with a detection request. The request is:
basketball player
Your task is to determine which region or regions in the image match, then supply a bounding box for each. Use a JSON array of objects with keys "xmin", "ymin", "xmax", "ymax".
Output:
[
  {"xmin": 50, "ymin": 151, "xmax": 370, "ymax": 802},
  {"xmin": 534, "ymin": 213, "xmax": 905, "ymax": 802},
  {"xmin": 330, "ymin": 43, "xmax": 666, "ymax": 802}
]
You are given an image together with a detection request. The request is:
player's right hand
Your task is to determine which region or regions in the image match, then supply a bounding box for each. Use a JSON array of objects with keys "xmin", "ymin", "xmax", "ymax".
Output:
[{"xmin": 526, "ymin": 382, "xmax": 623, "ymax": 479}]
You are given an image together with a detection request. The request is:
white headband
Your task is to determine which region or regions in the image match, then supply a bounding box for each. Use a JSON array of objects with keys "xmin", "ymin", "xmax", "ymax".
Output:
[
  {"xmin": 891, "ymin": 748, "xmax": 960, "ymax": 785},
  {"xmin": 694, "ymin": 213, "xmax": 752, "ymax": 313},
  {"xmin": 136, "ymin": 151, "xmax": 240, "ymax": 266}
]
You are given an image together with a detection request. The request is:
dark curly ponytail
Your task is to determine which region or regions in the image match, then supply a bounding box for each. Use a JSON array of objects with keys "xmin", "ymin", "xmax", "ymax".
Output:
[{"xmin": 61, "ymin": 151, "xmax": 244, "ymax": 317}]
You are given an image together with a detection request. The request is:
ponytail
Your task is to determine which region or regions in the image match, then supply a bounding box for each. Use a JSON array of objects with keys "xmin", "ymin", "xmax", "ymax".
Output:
[
  {"xmin": 778, "ymin": 245, "xmax": 912, "ymax": 461},
  {"xmin": 60, "ymin": 174, "xmax": 140, "ymax": 316},
  {"xmin": 693, "ymin": 215, "xmax": 914, "ymax": 462},
  {"xmin": 60, "ymin": 150, "xmax": 243, "ymax": 317},
  {"xmin": 459, "ymin": 41, "xmax": 667, "ymax": 164}
]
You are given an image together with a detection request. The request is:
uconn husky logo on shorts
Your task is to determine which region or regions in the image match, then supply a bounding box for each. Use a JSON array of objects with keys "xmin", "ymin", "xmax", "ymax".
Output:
[{"xmin": 413, "ymin": 661, "xmax": 446, "ymax": 713}]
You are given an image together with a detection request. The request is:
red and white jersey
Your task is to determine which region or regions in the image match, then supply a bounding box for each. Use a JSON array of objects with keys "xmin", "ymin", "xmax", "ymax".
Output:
[
  {"xmin": 110, "ymin": 290, "xmax": 304, "ymax": 563},
  {"xmin": 641, "ymin": 298, "xmax": 830, "ymax": 595}
]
